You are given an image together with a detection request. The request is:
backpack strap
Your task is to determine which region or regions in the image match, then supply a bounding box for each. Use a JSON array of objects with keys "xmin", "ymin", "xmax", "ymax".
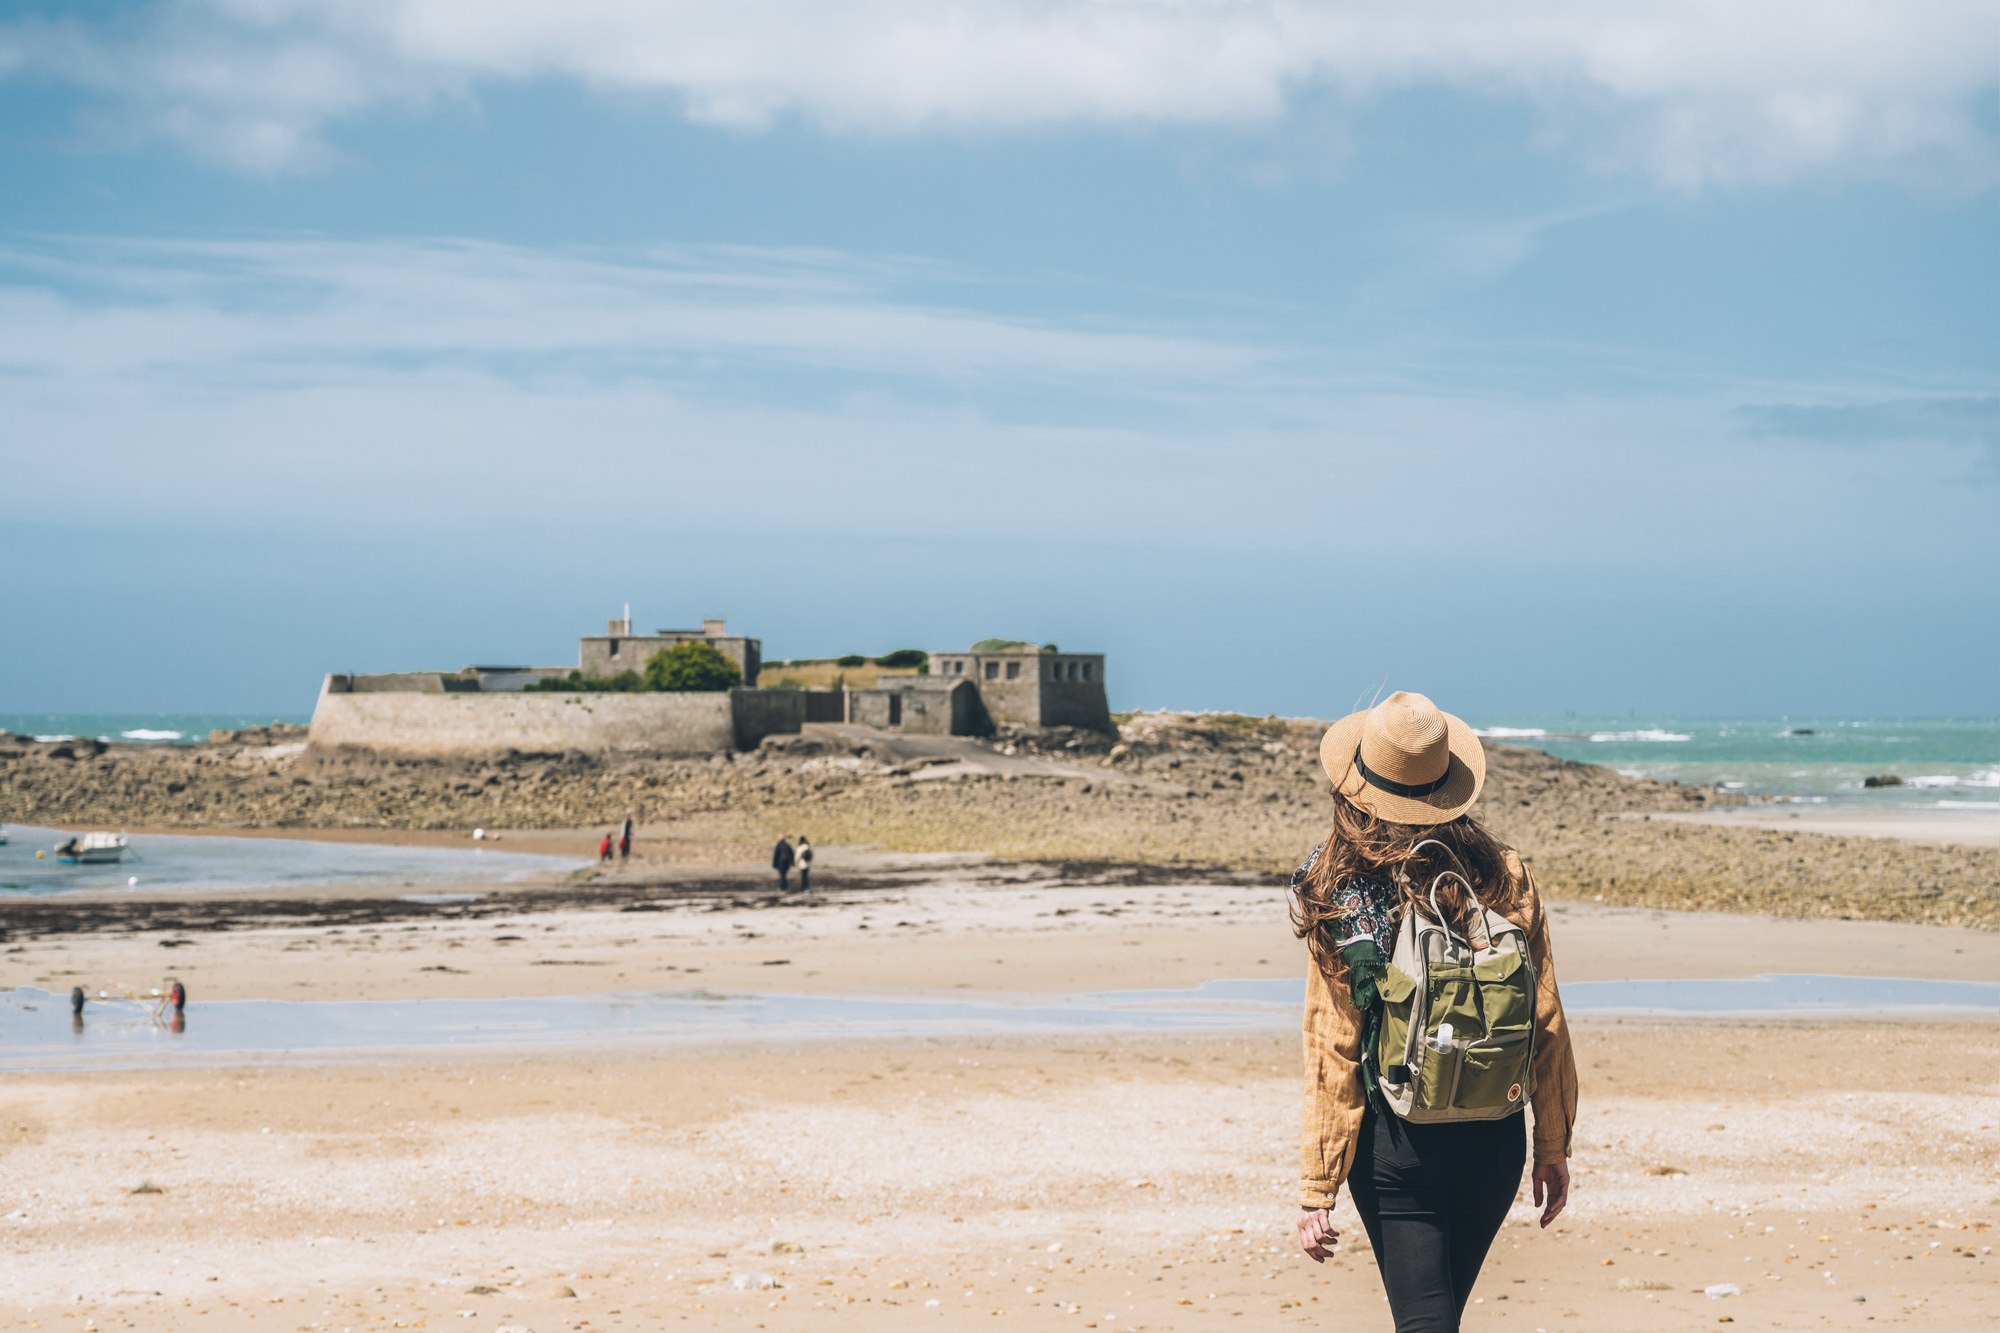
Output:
[{"xmin": 1405, "ymin": 838, "xmax": 1491, "ymax": 949}]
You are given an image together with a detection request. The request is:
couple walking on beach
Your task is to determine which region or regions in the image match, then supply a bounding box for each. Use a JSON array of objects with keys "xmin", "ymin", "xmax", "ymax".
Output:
[
  {"xmin": 772, "ymin": 833, "xmax": 812, "ymax": 892},
  {"xmin": 1292, "ymin": 692, "xmax": 1577, "ymax": 1332},
  {"xmin": 598, "ymin": 817, "xmax": 635, "ymax": 863}
]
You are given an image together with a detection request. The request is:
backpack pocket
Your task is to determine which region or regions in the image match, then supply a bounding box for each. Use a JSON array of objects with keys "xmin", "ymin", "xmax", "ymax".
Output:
[
  {"xmin": 1374, "ymin": 964, "xmax": 1419, "ymax": 1077},
  {"xmin": 1472, "ymin": 949, "xmax": 1534, "ymax": 1034},
  {"xmin": 1452, "ymin": 1032, "xmax": 1532, "ymax": 1112}
]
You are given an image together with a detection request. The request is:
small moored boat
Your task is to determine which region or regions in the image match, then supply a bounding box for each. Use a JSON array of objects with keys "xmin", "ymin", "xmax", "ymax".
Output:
[{"xmin": 56, "ymin": 831, "xmax": 127, "ymax": 864}]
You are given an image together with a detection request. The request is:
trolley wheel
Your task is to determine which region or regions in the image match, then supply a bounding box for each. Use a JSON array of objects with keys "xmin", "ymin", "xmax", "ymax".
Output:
[
  {"xmin": 70, "ymin": 986, "xmax": 86, "ymax": 1016},
  {"xmin": 168, "ymin": 980, "xmax": 187, "ymax": 1011}
]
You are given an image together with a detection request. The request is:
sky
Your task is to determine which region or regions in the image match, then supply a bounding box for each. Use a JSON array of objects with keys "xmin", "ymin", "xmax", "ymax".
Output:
[{"xmin": 0, "ymin": 0, "xmax": 1995, "ymax": 720}]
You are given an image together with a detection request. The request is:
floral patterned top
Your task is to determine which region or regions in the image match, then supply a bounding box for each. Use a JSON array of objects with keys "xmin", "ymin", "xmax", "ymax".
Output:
[
  {"xmin": 1290, "ymin": 843, "xmax": 1399, "ymax": 951},
  {"xmin": 1292, "ymin": 843, "xmax": 1401, "ymax": 1113}
]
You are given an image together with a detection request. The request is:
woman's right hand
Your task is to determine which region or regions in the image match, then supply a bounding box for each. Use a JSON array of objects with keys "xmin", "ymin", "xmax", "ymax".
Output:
[{"xmin": 1297, "ymin": 1207, "xmax": 1339, "ymax": 1262}]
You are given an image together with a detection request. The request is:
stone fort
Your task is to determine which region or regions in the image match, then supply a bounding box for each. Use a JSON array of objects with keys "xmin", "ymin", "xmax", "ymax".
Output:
[{"xmin": 307, "ymin": 615, "xmax": 1110, "ymax": 758}]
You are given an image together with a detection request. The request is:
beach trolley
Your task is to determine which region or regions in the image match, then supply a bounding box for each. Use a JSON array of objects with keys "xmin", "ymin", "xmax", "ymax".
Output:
[{"xmin": 70, "ymin": 978, "xmax": 188, "ymax": 1028}]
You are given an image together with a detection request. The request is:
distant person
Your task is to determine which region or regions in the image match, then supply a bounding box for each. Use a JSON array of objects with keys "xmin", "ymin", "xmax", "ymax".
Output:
[
  {"xmin": 1291, "ymin": 692, "xmax": 1576, "ymax": 1330},
  {"xmin": 771, "ymin": 835, "xmax": 795, "ymax": 891},
  {"xmin": 619, "ymin": 819, "xmax": 633, "ymax": 861},
  {"xmin": 599, "ymin": 832, "xmax": 614, "ymax": 863},
  {"xmin": 796, "ymin": 836, "xmax": 813, "ymax": 893}
]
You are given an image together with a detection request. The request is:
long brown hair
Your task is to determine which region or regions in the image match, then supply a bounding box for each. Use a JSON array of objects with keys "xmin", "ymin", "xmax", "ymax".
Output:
[{"xmin": 1290, "ymin": 791, "xmax": 1518, "ymax": 977}]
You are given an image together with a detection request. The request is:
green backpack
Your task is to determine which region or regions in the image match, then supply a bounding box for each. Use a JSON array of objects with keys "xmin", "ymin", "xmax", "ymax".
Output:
[{"xmin": 1373, "ymin": 842, "xmax": 1538, "ymax": 1123}]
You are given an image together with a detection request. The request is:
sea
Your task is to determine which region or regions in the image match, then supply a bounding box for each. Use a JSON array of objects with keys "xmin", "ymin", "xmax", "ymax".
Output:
[
  {"xmin": 0, "ymin": 712, "xmax": 310, "ymax": 746},
  {"xmin": 1465, "ymin": 716, "xmax": 1999, "ymax": 808},
  {"xmin": 4, "ymin": 712, "xmax": 1995, "ymax": 810}
]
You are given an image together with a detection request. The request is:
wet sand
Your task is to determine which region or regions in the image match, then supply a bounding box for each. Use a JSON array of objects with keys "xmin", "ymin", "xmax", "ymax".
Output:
[{"xmin": 12, "ymin": 847, "xmax": 2000, "ymax": 1004}]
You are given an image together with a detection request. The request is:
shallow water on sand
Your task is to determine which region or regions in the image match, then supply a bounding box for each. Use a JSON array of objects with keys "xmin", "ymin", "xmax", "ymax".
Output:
[
  {"xmin": 0, "ymin": 824, "xmax": 579, "ymax": 895},
  {"xmin": 4, "ymin": 975, "xmax": 1993, "ymax": 1073}
]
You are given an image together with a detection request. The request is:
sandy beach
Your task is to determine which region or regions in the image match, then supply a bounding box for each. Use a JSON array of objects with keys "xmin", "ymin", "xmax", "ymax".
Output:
[
  {"xmin": 5, "ymin": 847, "xmax": 1999, "ymax": 1332},
  {"xmin": 3, "ymin": 1022, "xmax": 1996, "ymax": 1332},
  {"xmin": 6, "ymin": 723, "xmax": 1998, "ymax": 1332}
]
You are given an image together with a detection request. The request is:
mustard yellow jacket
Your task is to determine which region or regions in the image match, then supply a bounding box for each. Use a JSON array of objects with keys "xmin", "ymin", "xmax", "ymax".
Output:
[{"xmin": 1299, "ymin": 850, "xmax": 1578, "ymax": 1208}]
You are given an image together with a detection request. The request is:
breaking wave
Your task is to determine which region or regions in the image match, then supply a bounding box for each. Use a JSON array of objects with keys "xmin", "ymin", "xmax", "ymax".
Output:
[
  {"xmin": 119, "ymin": 729, "xmax": 183, "ymax": 742},
  {"xmin": 1903, "ymin": 770, "xmax": 2000, "ymax": 789},
  {"xmin": 1473, "ymin": 727, "xmax": 1549, "ymax": 738},
  {"xmin": 1587, "ymin": 729, "xmax": 1691, "ymax": 743}
]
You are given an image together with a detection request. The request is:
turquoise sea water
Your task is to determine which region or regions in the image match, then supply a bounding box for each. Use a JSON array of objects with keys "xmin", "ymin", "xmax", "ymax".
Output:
[
  {"xmin": 0, "ymin": 712, "xmax": 311, "ymax": 744},
  {"xmin": 1466, "ymin": 717, "xmax": 2000, "ymax": 806}
]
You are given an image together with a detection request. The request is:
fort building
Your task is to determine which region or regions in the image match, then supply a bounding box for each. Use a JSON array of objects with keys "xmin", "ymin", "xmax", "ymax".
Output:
[
  {"xmin": 580, "ymin": 616, "xmax": 761, "ymax": 686},
  {"xmin": 927, "ymin": 648, "xmax": 1110, "ymax": 731},
  {"xmin": 307, "ymin": 616, "xmax": 1109, "ymax": 758}
]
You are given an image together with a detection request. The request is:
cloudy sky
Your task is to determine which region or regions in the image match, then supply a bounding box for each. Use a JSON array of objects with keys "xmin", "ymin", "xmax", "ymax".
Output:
[{"xmin": 1, "ymin": 0, "xmax": 1995, "ymax": 718}]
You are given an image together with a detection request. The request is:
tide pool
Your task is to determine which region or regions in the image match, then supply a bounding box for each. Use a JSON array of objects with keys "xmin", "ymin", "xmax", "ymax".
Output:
[
  {"xmin": 0, "ymin": 824, "xmax": 579, "ymax": 895},
  {"xmin": 4, "ymin": 974, "xmax": 1991, "ymax": 1072}
]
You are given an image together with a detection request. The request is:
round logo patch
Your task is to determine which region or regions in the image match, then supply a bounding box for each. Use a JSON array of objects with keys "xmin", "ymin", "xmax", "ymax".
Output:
[{"xmin": 1506, "ymin": 1083, "xmax": 1523, "ymax": 1102}]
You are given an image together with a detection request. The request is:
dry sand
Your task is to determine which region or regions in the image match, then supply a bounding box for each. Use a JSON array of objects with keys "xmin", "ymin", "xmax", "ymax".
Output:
[{"xmin": 2, "ymin": 1026, "xmax": 1996, "ymax": 1333}]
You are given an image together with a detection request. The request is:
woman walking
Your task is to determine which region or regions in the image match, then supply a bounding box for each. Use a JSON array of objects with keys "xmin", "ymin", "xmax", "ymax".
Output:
[{"xmin": 1292, "ymin": 692, "xmax": 1577, "ymax": 1332}]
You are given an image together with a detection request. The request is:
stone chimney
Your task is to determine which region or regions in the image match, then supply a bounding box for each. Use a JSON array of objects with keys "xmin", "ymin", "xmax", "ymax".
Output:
[
  {"xmin": 607, "ymin": 616, "xmax": 632, "ymax": 636},
  {"xmin": 702, "ymin": 617, "xmax": 726, "ymax": 636}
]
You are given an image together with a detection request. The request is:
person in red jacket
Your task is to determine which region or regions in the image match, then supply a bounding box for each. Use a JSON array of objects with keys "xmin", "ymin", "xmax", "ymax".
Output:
[{"xmin": 598, "ymin": 832, "xmax": 614, "ymax": 862}]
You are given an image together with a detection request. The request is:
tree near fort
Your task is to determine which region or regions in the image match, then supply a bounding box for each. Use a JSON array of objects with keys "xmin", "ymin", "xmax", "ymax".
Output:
[{"xmin": 644, "ymin": 642, "xmax": 743, "ymax": 692}]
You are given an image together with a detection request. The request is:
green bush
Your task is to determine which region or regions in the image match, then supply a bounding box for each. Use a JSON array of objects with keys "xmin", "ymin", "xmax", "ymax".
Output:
[
  {"xmin": 834, "ymin": 653, "xmax": 869, "ymax": 667},
  {"xmin": 1040, "ymin": 642, "xmax": 1059, "ymax": 652},
  {"xmin": 645, "ymin": 641, "xmax": 743, "ymax": 692},
  {"xmin": 874, "ymin": 649, "xmax": 928, "ymax": 669},
  {"xmin": 970, "ymin": 638, "xmax": 1030, "ymax": 653},
  {"xmin": 523, "ymin": 670, "xmax": 645, "ymax": 693}
]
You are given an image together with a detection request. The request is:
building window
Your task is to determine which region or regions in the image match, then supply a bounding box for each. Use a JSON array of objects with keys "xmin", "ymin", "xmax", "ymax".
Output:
[
  {"xmin": 1082, "ymin": 663, "xmax": 1092, "ymax": 682},
  {"xmin": 608, "ymin": 639, "xmax": 619, "ymax": 656},
  {"xmin": 1067, "ymin": 662, "xmax": 1078, "ymax": 681},
  {"xmin": 984, "ymin": 661, "xmax": 998, "ymax": 680},
  {"xmin": 1005, "ymin": 661, "xmax": 1020, "ymax": 680}
]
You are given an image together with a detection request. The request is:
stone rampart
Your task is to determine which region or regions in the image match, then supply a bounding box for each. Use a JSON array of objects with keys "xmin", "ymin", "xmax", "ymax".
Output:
[{"xmin": 308, "ymin": 680, "xmax": 802, "ymax": 758}]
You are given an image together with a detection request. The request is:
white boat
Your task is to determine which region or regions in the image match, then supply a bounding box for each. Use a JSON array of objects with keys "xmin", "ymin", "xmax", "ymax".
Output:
[{"xmin": 56, "ymin": 831, "xmax": 127, "ymax": 864}]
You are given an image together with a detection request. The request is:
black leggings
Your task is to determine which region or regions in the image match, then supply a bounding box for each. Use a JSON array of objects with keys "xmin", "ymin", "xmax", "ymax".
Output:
[{"xmin": 1347, "ymin": 1107, "xmax": 1526, "ymax": 1332}]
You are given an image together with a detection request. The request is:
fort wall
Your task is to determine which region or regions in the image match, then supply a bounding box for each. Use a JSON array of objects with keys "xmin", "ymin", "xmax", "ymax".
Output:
[{"xmin": 308, "ymin": 680, "xmax": 802, "ymax": 758}]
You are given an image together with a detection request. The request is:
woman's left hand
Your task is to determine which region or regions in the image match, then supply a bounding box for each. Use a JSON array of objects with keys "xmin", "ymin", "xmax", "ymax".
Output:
[{"xmin": 1533, "ymin": 1161, "xmax": 1570, "ymax": 1227}]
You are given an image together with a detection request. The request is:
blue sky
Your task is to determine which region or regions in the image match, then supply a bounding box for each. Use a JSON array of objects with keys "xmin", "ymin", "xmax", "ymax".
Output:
[{"xmin": 1, "ymin": 1, "xmax": 1995, "ymax": 719}]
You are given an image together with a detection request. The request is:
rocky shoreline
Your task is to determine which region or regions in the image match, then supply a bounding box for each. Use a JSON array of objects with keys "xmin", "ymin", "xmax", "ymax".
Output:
[{"xmin": 3, "ymin": 714, "xmax": 1993, "ymax": 930}]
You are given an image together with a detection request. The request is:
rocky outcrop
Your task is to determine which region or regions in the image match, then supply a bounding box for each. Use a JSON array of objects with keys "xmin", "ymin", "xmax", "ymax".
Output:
[{"xmin": 2, "ymin": 714, "xmax": 1993, "ymax": 931}]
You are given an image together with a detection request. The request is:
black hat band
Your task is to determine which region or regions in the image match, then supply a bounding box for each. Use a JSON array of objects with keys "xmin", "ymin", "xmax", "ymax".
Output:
[{"xmin": 1354, "ymin": 746, "xmax": 1451, "ymax": 799}]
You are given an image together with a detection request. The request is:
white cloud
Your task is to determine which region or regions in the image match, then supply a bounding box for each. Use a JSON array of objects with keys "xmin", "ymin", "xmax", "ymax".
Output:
[
  {"xmin": 0, "ymin": 0, "xmax": 1993, "ymax": 185},
  {"xmin": 0, "ymin": 235, "xmax": 1275, "ymax": 390},
  {"xmin": 0, "ymin": 233, "xmax": 1987, "ymax": 569}
]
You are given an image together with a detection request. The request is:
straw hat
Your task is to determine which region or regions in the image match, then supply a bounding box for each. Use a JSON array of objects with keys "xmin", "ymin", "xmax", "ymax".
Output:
[{"xmin": 1318, "ymin": 691, "xmax": 1486, "ymax": 826}]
